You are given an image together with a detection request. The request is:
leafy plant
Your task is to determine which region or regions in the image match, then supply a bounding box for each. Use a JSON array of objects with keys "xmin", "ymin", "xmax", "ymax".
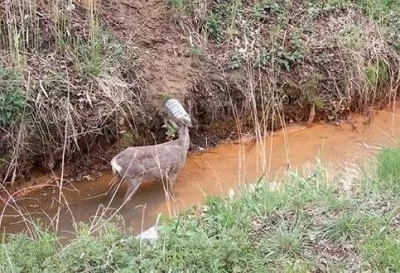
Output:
[
  {"xmin": 206, "ymin": 13, "xmax": 223, "ymax": 42},
  {"xmin": 121, "ymin": 132, "xmax": 135, "ymax": 147},
  {"xmin": 228, "ymin": 53, "xmax": 242, "ymax": 70},
  {"xmin": 253, "ymin": 50, "xmax": 269, "ymax": 69},
  {"xmin": 0, "ymin": 67, "xmax": 25, "ymax": 126},
  {"xmin": 168, "ymin": 0, "xmax": 186, "ymax": 10},
  {"xmin": 253, "ymin": 46, "xmax": 303, "ymax": 71},
  {"xmin": 161, "ymin": 94, "xmax": 172, "ymax": 103},
  {"xmin": 253, "ymin": 0, "xmax": 282, "ymax": 19},
  {"xmin": 163, "ymin": 122, "xmax": 177, "ymax": 139},
  {"xmin": 0, "ymin": 228, "xmax": 57, "ymax": 273}
]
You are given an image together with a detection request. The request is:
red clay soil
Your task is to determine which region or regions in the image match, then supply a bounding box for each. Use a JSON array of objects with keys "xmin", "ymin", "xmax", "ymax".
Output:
[{"xmin": 94, "ymin": 0, "xmax": 199, "ymax": 102}]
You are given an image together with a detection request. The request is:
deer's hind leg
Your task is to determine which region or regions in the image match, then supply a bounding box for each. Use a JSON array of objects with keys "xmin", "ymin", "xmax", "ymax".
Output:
[
  {"xmin": 122, "ymin": 177, "xmax": 142, "ymax": 203},
  {"xmin": 107, "ymin": 175, "xmax": 122, "ymax": 197}
]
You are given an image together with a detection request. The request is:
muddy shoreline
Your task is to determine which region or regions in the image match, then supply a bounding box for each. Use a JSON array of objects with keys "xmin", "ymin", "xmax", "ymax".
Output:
[
  {"xmin": 0, "ymin": 106, "xmax": 378, "ymax": 203},
  {"xmin": 1, "ymin": 104, "xmax": 400, "ymax": 237}
]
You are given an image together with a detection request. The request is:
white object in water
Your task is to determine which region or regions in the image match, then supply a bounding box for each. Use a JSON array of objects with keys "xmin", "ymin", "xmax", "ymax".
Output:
[
  {"xmin": 163, "ymin": 99, "xmax": 193, "ymax": 129},
  {"xmin": 136, "ymin": 226, "xmax": 159, "ymax": 241},
  {"xmin": 228, "ymin": 188, "xmax": 235, "ymax": 200},
  {"xmin": 135, "ymin": 214, "xmax": 162, "ymax": 241}
]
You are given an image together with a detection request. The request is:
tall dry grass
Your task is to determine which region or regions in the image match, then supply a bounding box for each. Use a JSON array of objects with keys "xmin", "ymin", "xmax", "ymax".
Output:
[
  {"xmin": 0, "ymin": 0, "xmax": 146, "ymax": 186},
  {"xmin": 0, "ymin": 0, "xmax": 148, "ymax": 235}
]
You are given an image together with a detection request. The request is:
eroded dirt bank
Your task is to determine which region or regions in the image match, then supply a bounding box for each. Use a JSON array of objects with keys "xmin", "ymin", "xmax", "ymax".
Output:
[
  {"xmin": 1, "ymin": 105, "xmax": 400, "ymax": 238},
  {"xmin": 1, "ymin": 0, "xmax": 400, "ymax": 185}
]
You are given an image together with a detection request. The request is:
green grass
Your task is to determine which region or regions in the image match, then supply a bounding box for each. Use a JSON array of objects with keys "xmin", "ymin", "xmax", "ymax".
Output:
[
  {"xmin": 168, "ymin": 0, "xmax": 186, "ymax": 10},
  {"xmin": 0, "ymin": 67, "xmax": 25, "ymax": 127},
  {"xmin": 377, "ymin": 145, "xmax": 400, "ymax": 184},
  {"xmin": 2, "ymin": 146, "xmax": 400, "ymax": 271},
  {"xmin": 0, "ymin": 225, "xmax": 57, "ymax": 273}
]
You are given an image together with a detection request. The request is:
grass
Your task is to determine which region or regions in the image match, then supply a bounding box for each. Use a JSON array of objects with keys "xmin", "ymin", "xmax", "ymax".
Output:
[
  {"xmin": 1, "ymin": 0, "xmax": 400, "ymax": 186},
  {"xmin": 172, "ymin": 0, "xmax": 400, "ymax": 127},
  {"xmin": 1, "ymin": 146, "xmax": 400, "ymax": 272},
  {"xmin": 0, "ymin": 1, "xmax": 398, "ymax": 271},
  {"xmin": 0, "ymin": 4, "xmax": 400, "ymax": 267},
  {"xmin": 0, "ymin": 67, "xmax": 25, "ymax": 127},
  {"xmin": 0, "ymin": 1, "xmax": 144, "ymax": 184}
]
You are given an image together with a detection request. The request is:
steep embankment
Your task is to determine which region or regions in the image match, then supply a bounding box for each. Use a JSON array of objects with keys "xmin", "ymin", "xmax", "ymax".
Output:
[{"xmin": 0, "ymin": 0, "xmax": 399, "ymax": 185}]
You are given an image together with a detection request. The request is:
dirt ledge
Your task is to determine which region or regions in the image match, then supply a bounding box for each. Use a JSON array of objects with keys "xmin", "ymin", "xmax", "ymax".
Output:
[{"xmin": 1, "ymin": 0, "xmax": 399, "ymax": 189}]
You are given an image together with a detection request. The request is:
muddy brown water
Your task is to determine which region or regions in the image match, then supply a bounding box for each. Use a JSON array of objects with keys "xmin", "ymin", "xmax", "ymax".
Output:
[{"xmin": 1, "ymin": 106, "xmax": 400, "ymax": 239}]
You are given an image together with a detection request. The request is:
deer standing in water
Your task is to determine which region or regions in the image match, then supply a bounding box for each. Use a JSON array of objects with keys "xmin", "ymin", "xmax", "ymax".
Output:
[{"xmin": 108, "ymin": 99, "xmax": 193, "ymax": 204}]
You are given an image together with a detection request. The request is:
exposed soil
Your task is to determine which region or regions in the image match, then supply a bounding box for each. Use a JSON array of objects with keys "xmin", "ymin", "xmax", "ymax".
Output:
[
  {"xmin": 97, "ymin": 0, "xmax": 197, "ymax": 99},
  {"xmin": 0, "ymin": 0, "xmax": 399, "ymax": 188}
]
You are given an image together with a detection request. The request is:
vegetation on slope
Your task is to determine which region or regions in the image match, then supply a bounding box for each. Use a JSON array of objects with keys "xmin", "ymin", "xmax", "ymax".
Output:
[
  {"xmin": 0, "ymin": 0, "xmax": 400, "ymax": 184},
  {"xmin": 179, "ymin": 0, "xmax": 400, "ymax": 123},
  {"xmin": 0, "ymin": 1, "xmax": 147, "ymax": 184},
  {"xmin": 1, "ymin": 146, "xmax": 400, "ymax": 272}
]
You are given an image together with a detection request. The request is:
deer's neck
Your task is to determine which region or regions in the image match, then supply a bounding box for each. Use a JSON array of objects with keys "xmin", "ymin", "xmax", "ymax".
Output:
[{"xmin": 178, "ymin": 125, "xmax": 191, "ymax": 152}]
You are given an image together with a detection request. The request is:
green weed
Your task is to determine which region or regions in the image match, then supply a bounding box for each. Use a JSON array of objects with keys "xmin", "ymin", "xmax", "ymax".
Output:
[
  {"xmin": 321, "ymin": 213, "xmax": 362, "ymax": 243},
  {"xmin": 206, "ymin": 13, "xmax": 223, "ymax": 42},
  {"xmin": 228, "ymin": 53, "xmax": 242, "ymax": 70},
  {"xmin": 365, "ymin": 61, "xmax": 389, "ymax": 89},
  {"xmin": 121, "ymin": 132, "xmax": 135, "ymax": 147},
  {"xmin": 75, "ymin": 18, "xmax": 129, "ymax": 78},
  {"xmin": 253, "ymin": 46, "xmax": 303, "ymax": 71},
  {"xmin": 189, "ymin": 43, "xmax": 202, "ymax": 57},
  {"xmin": 161, "ymin": 94, "xmax": 172, "ymax": 103},
  {"xmin": 168, "ymin": 0, "xmax": 186, "ymax": 10},
  {"xmin": 259, "ymin": 225, "xmax": 307, "ymax": 260},
  {"xmin": 360, "ymin": 232, "xmax": 400, "ymax": 271},
  {"xmin": 377, "ymin": 145, "xmax": 400, "ymax": 182},
  {"xmin": 253, "ymin": 0, "xmax": 283, "ymax": 19},
  {"xmin": 162, "ymin": 122, "xmax": 177, "ymax": 139},
  {"xmin": 0, "ymin": 228, "xmax": 56, "ymax": 273},
  {"xmin": 375, "ymin": 145, "xmax": 400, "ymax": 195},
  {"xmin": 0, "ymin": 67, "xmax": 25, "ymax": 126}
]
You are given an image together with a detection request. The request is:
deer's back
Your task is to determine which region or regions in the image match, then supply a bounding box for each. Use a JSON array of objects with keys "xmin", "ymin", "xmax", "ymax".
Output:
[{"xmin": 112, "ymin": 141, "xmax": 187, "ymax": 180}]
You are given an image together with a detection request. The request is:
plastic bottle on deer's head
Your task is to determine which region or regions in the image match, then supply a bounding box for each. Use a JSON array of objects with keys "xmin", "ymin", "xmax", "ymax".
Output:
[{"xmin": 163, "ymin": 98, "xmax": 193, "ymax": 129}]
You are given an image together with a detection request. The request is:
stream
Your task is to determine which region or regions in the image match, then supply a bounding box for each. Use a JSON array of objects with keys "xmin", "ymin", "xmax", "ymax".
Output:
[{"xmin": 1, "ymin": 106, "xmax": 400, "ymax": 239}]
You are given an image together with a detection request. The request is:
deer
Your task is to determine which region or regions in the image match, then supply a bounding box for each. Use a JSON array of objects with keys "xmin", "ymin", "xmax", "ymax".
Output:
[{"xmin": 107, "ymin": 99, "xmax": 193, "ymax": 204}]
